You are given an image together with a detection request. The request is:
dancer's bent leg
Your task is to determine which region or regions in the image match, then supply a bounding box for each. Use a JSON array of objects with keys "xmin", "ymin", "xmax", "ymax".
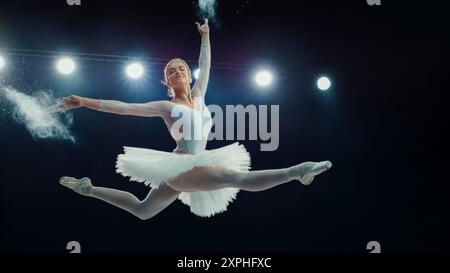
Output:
[{"xmin": 59, "ymin": 177, "xmax": 180, "ymax": 220}]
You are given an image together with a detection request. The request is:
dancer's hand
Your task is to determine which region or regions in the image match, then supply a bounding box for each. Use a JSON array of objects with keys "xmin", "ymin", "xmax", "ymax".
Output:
[
  {"xmin": 59, "ymin": 95, "xmax": 84, "ymax": 112},
  {"xmin": 195, "ymin": 18, "xmax": 209, "ymax": 35}
]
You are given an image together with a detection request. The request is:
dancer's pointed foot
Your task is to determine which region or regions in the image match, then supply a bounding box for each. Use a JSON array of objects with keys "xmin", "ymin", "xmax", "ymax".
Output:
[
  {"xmin": 289, "ymin": 161, "xmax": 332, "ymax": 186},
  {"xmin": 59, "ymin": 176, "xmax": 93, "ymax": 196}
]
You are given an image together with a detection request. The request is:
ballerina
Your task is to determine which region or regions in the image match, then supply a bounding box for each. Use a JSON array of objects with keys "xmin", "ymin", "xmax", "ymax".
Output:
[{"xmin": 59, "ymin": 19, "xmax": 332, "ymax": 219}]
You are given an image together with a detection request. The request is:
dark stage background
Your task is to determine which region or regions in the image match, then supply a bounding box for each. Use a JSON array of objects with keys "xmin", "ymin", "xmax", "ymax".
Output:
[{"xmin": 0, "ymin": 0, "xmax": 447, "ymax": 253}]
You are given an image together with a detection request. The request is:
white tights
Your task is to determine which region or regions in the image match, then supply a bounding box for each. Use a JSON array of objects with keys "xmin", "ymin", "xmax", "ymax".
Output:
[{"xmin": 82, "ymin": 161, "xmax": 329, "ymax": 220}]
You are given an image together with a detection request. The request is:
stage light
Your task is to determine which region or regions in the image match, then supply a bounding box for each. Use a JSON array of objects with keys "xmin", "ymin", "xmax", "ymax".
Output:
[
  {"xmin": 126, "ymin": 62, "xmax": 144, "ymax": 79},
  {"xmin": 255, "ymin": 70, "xmax": 273, "ymax": 87},
  {"xmin": 194, "ymin": 68, "xmax": 200, "ymax": 80},
  {"xmin": 56, "ymin": 58, "xmax": 76, "ymax": 75},
  {"xmin": 0, "ymin": 56, "xmax": 6, "ymax": 70},
  {"xmin": 317, "ymin": 76, "xmax": 331, "ymax": 91}
]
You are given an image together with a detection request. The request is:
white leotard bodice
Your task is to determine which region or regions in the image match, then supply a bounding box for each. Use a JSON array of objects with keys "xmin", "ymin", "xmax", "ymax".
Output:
[{"xmin": 165, "ymin": 99, "xmax": 212, "ymax": 154}]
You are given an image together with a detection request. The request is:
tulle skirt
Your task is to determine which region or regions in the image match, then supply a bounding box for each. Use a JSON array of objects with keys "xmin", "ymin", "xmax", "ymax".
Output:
[{"xmin": 115, "ymin": 142, "xmax": 251, "ymax": 217}]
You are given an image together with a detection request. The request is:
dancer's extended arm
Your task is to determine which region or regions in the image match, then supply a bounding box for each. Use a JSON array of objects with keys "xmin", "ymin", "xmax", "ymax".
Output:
[
  {"xmin": 60, "ymin": 95, "xmax": 172, "ymax": 118},
  {"xmin": 191, "ymin": 19, "xmax": 211, "ymax": 99}
]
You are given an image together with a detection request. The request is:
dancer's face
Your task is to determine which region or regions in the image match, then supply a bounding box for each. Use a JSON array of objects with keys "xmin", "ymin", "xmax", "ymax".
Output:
[{"xmin": 166, "ymin": 61, "xmax": 191, "ymax": 89}]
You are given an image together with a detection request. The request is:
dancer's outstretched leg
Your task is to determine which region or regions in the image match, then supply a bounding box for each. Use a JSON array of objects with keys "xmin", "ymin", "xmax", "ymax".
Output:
[
  {"xmin": 167, "ymin": 161, "xmax": 332, "ymax": 192},
  {"xmin": 59, "ymin": 177, "xmax": 180, "ymax": 220}
]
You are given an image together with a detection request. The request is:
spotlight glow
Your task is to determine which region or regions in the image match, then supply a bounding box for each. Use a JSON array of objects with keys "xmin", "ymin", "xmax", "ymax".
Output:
[
  {"xmin": 0, "ymin": 56, "xmax": 5, "ymax": 70},
  {"xmin": 255, "ymin": 70, "xmax": 273, "ymax": 87},
  {"xmin": 126, "ymin": 63, "xmax": 144, "ymax": 79},
  {"xmin": 56, "ymin": 58, "xmax": 76, "ymax": 74},
  {"xmin": 317, "ymin": 76, "xmax": 331, "ymax": 91},
  {"xmin": 194, "ymin": 68, "xmax": 200, "ymax": 80}
]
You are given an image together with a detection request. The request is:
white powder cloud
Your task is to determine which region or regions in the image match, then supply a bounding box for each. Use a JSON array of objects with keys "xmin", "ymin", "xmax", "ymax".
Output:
[{"xmin": 1, "ymin": 86, "xmax": 75, "ymax": 142}]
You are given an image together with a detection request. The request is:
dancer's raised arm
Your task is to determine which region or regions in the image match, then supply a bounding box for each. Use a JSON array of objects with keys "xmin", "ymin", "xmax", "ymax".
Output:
[
  {"xmin": 192, "ymin": 19, "xmax": 211, "ymax": 99},
  {"xmin": 60, "ymin": 95, "xmax": 172, "ymax": 118}
]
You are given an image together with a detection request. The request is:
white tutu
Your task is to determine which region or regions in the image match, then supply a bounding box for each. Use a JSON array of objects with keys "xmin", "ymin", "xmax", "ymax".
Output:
[{"xmin": 115, "ymin": 142, "xmax": 251, "ymax": 217}]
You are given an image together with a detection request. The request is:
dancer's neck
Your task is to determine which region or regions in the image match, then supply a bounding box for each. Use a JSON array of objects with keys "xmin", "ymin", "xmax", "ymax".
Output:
[{"xmin": 173, "ymin": 86, "xmax": 193, "ymax": 104}]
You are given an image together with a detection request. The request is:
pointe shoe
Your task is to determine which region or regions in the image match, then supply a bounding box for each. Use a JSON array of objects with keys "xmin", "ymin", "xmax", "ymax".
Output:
[
  {"xmin": 59, "ymin": 176, "xmax": 93, "ymax": 196},
  {"xmin": 289, "ymin": 161, "xmax": 332, "ymax": 186},
  {"xmin": 299, "ymin": 161, "xmax": 332, "ymax": 185}
]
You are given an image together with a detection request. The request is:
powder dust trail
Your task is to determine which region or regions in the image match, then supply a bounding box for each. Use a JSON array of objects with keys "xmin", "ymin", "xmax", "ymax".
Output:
[
  {"xmin": 0, "ymin": 86, "xmax": 76, "ymax": 143},
  {"xmin": 198, "ymin": 0, "xmax": 218, "ymax": 24}
]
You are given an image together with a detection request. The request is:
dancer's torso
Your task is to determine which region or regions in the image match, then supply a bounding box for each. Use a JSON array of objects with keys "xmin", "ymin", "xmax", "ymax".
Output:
[{"xmin": 163, "ymin": 100, "xmax": 212, "ymax": 155}]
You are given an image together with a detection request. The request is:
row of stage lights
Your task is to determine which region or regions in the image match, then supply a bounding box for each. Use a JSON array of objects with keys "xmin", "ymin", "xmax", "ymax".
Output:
[{"xmin": 0, "ymin": 55, "xmax": 332, "ymax": 91}]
